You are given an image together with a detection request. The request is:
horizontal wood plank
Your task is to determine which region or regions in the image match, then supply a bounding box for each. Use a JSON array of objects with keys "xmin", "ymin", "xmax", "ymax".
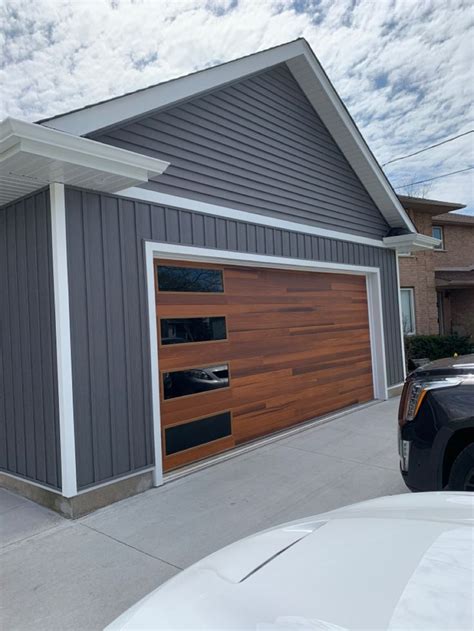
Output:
[{"xmin": 156, "ymin": 260, "xmax": 373, "ymax": 470}]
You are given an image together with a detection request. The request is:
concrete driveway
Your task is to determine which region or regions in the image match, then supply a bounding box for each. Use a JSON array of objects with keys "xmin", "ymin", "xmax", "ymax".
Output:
[{"xmin": 1, "ymin": 397, "xmax": 406, "ymax": 630}]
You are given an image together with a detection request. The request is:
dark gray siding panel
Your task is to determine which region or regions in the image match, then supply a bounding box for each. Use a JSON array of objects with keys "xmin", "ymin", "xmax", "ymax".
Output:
[
  {"xmin": 92, "ymin": 65, "xmax": 389, "ymax": 240},
  {"xmin": 0, "ymin": 190, "xmax": 61, "ymax": 489},
  {"xmin": 66, "ymin": 190, "xmax": 154, "ymax": 488},
  {"xmin": 65, "ymin": 187, "xmax": 403, "ymax": 489}
]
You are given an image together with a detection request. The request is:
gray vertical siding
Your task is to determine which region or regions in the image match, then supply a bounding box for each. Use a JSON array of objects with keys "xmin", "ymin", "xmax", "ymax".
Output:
[
  {"xmin": 65, "ymin": 187, "xmax": 403, "ymax": 490},
  {"xmin": 0, "ymin": 189, "xmax": 61, "ymax": 489},
  {"xmin": 92, "ymin": 64, "xmax": 389, "ymax": 240}
]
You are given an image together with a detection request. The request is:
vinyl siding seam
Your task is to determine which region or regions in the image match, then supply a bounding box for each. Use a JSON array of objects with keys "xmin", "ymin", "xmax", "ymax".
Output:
[
  {"xmin": 82, "ymin": 192, "xmax": 100, "ymax": 484},
  {"xmin": 100, "ymin": 194, "xmax": 117, "ymax": 478},
  {"xmin": 33, "ymin": 200, "xmax": 48, "ymax": 483},
  {"xmin": 118, "ymin": 198, "xmax": 135, "ymax": 472}
]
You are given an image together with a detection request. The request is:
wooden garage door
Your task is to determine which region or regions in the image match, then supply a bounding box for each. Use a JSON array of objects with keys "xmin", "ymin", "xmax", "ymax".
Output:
[{"xmin": 155, "ymin": 260, "xmax": 373, "ymax": 471}]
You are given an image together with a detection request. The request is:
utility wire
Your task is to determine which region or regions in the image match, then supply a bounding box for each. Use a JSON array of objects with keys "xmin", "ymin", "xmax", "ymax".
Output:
[
  {"xmin": 382, "ymin": 130, "xmax": 474, "ymax": 166},
  {"xmin": 395, "ymin": 166, "xmax": 474, "ymax": 189}
]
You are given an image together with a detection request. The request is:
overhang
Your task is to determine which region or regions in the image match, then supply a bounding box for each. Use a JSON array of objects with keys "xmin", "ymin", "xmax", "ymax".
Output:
[
  {"xmin": 398, "ymin": 195, "xmax": 466, "ymax": 214},
  {"xmin": 0, "ymin": 117, "xmax": 170, "ymax": 206},
  {"xmin": 432, "ymin": 212, "xmax": 474, "ymax": 226},
  {"xmin": 435, "ymin": 269, "xmax": 474, "ymax": 290},
  {"xmin": 383, "ymin": 232, "xmax": 440, "ymax": 253},
  {"xmin": 37, "ymin": 39, "xmax": 416, "ymax": 234}
]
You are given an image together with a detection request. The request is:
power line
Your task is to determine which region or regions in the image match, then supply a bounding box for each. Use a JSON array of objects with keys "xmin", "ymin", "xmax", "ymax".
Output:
[
  {"xmin": 395, "ymin": 166, "xmax": 474, "ymax": 189},
  {"xmin": 382, "ymin": 130, "xmax": 474, "ymax": 166}
]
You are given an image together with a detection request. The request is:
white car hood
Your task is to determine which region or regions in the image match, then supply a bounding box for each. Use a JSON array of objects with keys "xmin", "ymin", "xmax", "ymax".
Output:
[{"xmin": 106, "ymin": 493, "xmax": 474, "ymax": 630}]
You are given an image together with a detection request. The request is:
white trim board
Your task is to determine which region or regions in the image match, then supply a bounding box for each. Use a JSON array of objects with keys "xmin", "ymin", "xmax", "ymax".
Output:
[
  {"xmin": 49, "ymin": 183, "xmax": 78, "ymax": 497},
  {"xmin": 145, "ymin": 241, "xmax": 389, "ymax": 487},
  {"xmin": 119, "ymin": 187, "xmax": 388, "ymax": 249},
  {"xmin": 39, "ymin": 38, "xmax": 415, "ymax": 233}
]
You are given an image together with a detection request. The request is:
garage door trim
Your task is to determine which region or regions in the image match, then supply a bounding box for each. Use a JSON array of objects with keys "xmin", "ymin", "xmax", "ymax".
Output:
[{"xmin": 145, "ymin": 242, "xmax": 388, "ymax": 487}]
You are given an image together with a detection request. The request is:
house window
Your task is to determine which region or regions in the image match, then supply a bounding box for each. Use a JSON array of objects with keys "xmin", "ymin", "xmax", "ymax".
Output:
[
  {"xmin": 400, "ymin": 288, "xmax": 416, "ymax": 335},
  {"xmin": 432, "ymin": 226, "xmax": 444, "ymax": 250}
]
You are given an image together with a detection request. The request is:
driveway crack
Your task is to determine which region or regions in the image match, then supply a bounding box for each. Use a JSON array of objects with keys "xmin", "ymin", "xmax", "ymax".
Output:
[{"xmin": 80, "ymin": 523, "xmax": 183, "ymax": 571}]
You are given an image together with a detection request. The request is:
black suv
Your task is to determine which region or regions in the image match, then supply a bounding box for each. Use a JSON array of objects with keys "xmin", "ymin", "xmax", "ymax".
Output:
[{"xmin": 398, "ymin": 354, "xmax": 474, "ymax": 492}]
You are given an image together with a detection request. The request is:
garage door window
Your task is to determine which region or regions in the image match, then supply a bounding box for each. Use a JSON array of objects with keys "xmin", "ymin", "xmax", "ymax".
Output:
[
  {"xmin": 163, "ymin": 364, "xmax": 230, "ymax": 399},
  {"xmin": 165, "ymin": 412, "xmax": 232, "ymax": 455},
  {"xmin": 160, "ymin": 316, "xmax": 227, "ymax": 345},
  {"xmin": 157, "ymin": 265, "xmax": 224, "ymax": 292}
]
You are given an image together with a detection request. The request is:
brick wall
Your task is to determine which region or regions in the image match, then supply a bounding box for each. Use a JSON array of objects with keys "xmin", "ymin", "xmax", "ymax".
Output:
[
  {"xmin": 399, "ymin": 210, "xmax": 439, "ymax": 335},
  {"xmin": 399, "ymin": 207, "xmax": 474, "ymax": 337},
  {"xmin": 432, "ymin": 223, "xmax": 474, "ymax": 268}
]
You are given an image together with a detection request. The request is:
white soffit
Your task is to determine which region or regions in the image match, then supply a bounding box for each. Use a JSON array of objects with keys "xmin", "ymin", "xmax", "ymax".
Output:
[
  {"xmin": 39, "ymin": 39, "xmax": 415, "ymax": 233},
  {"xmin": 0, "ymin": 117, "xmax": 169, "ymax": 206}
]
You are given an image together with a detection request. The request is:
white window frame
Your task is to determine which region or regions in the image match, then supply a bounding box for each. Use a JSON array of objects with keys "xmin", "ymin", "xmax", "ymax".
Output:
[
  {"xmin": 400, "ymin": 288, "xmax": 416, "ymax": 336},
  {"xmin": 145, "ymin": 241, "xmax": 389, "ymax": 487},
  {"xmin": 432, "ymin": 225, "xmax": 444, "ymax": 250}
]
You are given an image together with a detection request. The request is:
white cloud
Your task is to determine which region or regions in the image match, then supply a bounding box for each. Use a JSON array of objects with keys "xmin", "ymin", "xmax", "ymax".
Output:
[{"xmin": 1, "ymin": 0, "xmax": 473, "ymax": 212}]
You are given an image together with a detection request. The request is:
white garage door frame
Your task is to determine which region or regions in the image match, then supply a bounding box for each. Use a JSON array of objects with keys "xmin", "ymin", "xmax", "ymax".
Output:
[{"xmin": 144, "ymin": 241, "xmax": 388, "ymax": 487}]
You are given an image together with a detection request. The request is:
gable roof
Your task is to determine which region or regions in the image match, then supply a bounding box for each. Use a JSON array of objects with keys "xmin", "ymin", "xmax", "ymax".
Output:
[{"xmin": 39, "ymin": 38, "xmax": 415, "ymax": 233}]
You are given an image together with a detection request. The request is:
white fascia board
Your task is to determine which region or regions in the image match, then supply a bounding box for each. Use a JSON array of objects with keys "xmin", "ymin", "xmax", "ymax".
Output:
[
  {"xmin": 286, "ymin": 42, "xmax": 415, "ymax": 234},
  {"xmin": 119, "ymin": 187, "xmax": 388, "ymax": 249},
  {"xmin": 40, "ymin": 41, "xmax": 308, "ymax": 136},
  {"xmin": 39, "ymin": 38, "xmax": 414, "ymax": 234},
  {"xmin": 384, "ymin": 232, "xmax": 440, "ymax": 253},
  {"xmin": 0, "ymin": 117, "xmax": 169, "ymax": 178}
]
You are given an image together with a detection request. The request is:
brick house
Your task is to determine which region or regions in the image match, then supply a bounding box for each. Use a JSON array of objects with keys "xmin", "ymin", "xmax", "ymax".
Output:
[{"xmin": 398, "ymin": 195, "xmax": 474, "ymax": 338}]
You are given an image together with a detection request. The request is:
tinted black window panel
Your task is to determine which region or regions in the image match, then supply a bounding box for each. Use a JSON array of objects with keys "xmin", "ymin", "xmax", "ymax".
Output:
[
  {"xmin": 158, "ymin": 265, "xmax": 224, "ymax": 292},
  {"xmin": 163, "ymin": 364, "xmax": 229, "ymax": 400},
  {"xmin": 165, "ymin": 412, "xmax": 232, "ymax": 455},
  {"xmin": 160, "ymin": 317, "xmax": 226, "ymax": 345}
]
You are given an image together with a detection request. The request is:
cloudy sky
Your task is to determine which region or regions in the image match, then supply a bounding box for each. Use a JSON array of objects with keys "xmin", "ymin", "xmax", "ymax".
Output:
[{"xmin": 1, "ymin": 0, "xmax": 473, "ymax": 213}]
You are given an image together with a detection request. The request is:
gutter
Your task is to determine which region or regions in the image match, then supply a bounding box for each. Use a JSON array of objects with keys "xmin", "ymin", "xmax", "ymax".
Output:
[{"xmin": 383, "ymin": 232, "xmax": 440, "ymax": 254}]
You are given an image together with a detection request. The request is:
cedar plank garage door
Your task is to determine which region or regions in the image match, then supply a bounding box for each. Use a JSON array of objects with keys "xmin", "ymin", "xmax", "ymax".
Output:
[{"xmin": 155, "ymin": 261, "xmax": 373, "ymax": 471}]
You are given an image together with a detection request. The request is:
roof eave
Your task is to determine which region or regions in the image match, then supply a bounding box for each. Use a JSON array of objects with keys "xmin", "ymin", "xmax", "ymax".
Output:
[
  {"xmin": 38, "ymin": 39, "xmax": 415, "ymax": 234},
  {"xmin": 398, "ymin": 195, "xmax": 467, "ymax": 213},
  {"xmin": 0, "ymin": 117, "xmax": 170, "ymax": 206}
]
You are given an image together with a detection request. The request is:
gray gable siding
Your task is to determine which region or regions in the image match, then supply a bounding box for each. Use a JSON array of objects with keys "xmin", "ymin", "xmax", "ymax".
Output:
[
  {"xmin": 65, "ymin": 187, "xmax": 403, "ymax": 490},
  {"xmin": 92, "ymin": 64, "xmax": 389, "ymax": 240},
  {"xmin": 0, "ymin": 189, "xmax": 61, "ymax": 489}
]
